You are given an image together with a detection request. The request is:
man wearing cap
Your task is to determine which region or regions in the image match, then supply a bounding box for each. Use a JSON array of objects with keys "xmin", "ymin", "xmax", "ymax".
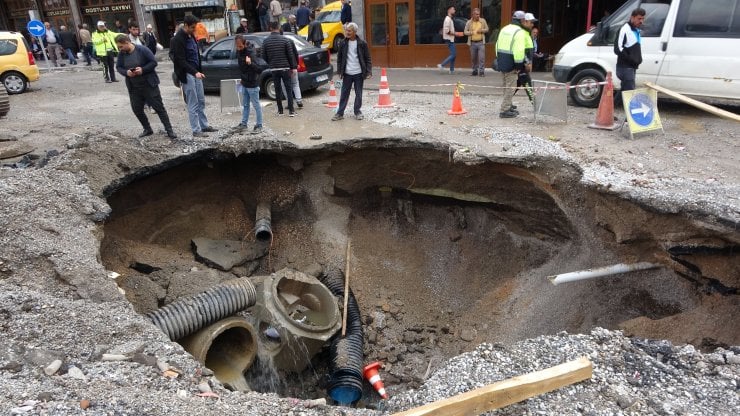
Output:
[
  {"xmin": 464, "ymin": 8, "xmax": 489, "ymax": 77},
  {"xmin": 92, "ymin": 21, "xmax": 119, "ymax": 83},
  {"xmin": 296, "ymin": 1, "xmax": 311, "ymax": 30},
  {"xmin": 172, "ymin": 15, "xmax": 218, "ymax": 137},
  {"xmin": 236, "ymin": 18, "xmax": 249, "ymax": 34},
  {"xmin": 495, "ymin": 10, "xmax": 530, "ymax": 118}
]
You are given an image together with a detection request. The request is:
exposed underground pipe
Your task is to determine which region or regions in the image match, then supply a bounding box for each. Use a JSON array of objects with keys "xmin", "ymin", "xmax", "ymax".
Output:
[
  {"xmin": 320, "ymin": 267, "xmax": 365, "ymax": 405},
  {"xmin": 548, "ymin": 262, "xmax": 662, "ymax": 286},
  {"xmin": 255, "ymin": 202, "xmax": 272, "ymax": 242},
  {"xmin": 180, "ymin": 316, "xmax": 258, "ymax": 392},
  {"xmin": 146, "ymin": 278, "xmax": 257, "ymax": 340}
]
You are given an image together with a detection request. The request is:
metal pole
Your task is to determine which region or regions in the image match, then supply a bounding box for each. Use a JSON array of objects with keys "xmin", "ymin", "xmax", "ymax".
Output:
[{"xmin": 37, "ymin": 35, "xmax": 54, "ymax": 72}]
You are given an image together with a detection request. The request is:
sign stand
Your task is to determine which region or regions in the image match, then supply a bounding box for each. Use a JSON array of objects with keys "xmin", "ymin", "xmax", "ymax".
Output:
[
  {"xmin": 621, "ymin": 88, "xmax": 664, "ymax": 139},
  {"xmin": 27, "ymin": 20, "xmax": 54, "ymax": 72}
]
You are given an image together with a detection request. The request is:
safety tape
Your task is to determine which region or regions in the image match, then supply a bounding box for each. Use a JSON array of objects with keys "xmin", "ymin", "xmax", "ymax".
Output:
[{"xmin": 382, "ymin": 81, "xmax": 608, "ymax": 90}]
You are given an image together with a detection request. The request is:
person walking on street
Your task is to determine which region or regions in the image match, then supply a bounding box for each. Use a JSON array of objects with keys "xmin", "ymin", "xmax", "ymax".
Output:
[
  {"xmin": 42, "ymin": 22, "xmax": 65, "ymax": 67},
  {"xmin": 464, "ymin": 8, "xmax": 488, "ymax": 77},
  {"xmin": 171, "ymin": 15, "xmax": 218, "ymax": 137},
  {"xmin": 262, "ymin": 21, "xmax": 297, "ymax": 116},
  {"xmin": 127, "ymin": 23, "xmax": 144, "ymax": 46},
  {"xmin": 257, "ymin": 0, "xmax": 269, "ymax": 32},
  {"xmin": 437, "ymin": 6, "xmax": 459, "ymax": 74},
  {"xmin": 235, "ymin": 35, "xmax": 264, "ymax": 133},
  {"xmin": 495, "ymin": 10, "xmax": 530, "ymax": 118},
  {"xmin": 78, "ymin": 24, "xmax": 95, "ymax": 65},
  {"xmin": 143, "ymin": 24, "xmax": 158, "ymax": 55},
  {"xmin": 615, "ymin": 8, "xmax": 645, "ymax": 95},
  {"xmin": 194, "ymin": 21, "xmax": 209, "ymax": 52},
  {"xmin": 341, "ymin": 0, "xmax": 352, "ymax": 24},
  {"xmin": 331, "ymin": 22, "xmax": 372, "ymax": 121},
  {"xmin": 114, "ymin": 34, "xmax": 177, "ymax": 140},
  {"xmin": 58, "ymin": 25, "xmax": 78, "ymax": 65},
  {"xmin": 280, "ymin": 39, "xmax": 303, "ymax": 109},
  {"xmin": 115, "ymin": 20, "xmax": 126, "ymax": 34},
  {"xmin": 92, "ymin": 21, "xmax": 119, "ymax": 83},
  {"xmin": 296, "ymin": 1, "xmax": 311, "ymax": 30},
  {"xmin": 270, "ymin": 0, "xmax": 283, "ymax": 24},
  {"xmin": 307, "ymin": 13, "xmax": 324, "ymax": 48}
]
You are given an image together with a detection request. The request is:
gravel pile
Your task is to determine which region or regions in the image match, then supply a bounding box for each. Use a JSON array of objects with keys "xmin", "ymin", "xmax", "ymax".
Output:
[{"xmin": 387, "ymin": 328, "xmax": 740, "ymax": 415}]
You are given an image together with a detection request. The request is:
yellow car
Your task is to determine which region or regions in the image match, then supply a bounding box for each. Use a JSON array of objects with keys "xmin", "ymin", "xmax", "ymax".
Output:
[
  {"xmin": 298, "ymin": 1, "xmax": 345, "ymax": 52},
  {"xmin": 0, "ymin": 31, "xmax": 40, "ymax": 94}
]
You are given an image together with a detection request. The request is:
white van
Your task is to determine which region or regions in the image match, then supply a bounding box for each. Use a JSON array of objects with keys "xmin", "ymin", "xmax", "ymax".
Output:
[{"xmin": 552, "ymin": 0, "xmax": 740, "ymax": 107}]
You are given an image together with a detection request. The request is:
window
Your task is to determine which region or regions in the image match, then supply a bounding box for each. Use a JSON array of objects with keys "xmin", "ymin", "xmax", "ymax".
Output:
[
  {"xmin": 0, "ymin": 40, "xmax": 19, "ymax": 56},
  {"xmin": 206, "ymin": 39, "xmax": 234, "ymax": 60},
  {"xmin": 415, "ymin": 1, "xmax": 470, "ymax": 45},
  {"xmin": 675, "ymin": 0, "xmax": 740, "ymax": 37}
]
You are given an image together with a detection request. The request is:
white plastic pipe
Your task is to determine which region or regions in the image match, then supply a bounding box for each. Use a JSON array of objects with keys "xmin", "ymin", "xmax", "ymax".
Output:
[{"xmin": 548, "ymin": 262, "xmax": 662, "ymax": 285}]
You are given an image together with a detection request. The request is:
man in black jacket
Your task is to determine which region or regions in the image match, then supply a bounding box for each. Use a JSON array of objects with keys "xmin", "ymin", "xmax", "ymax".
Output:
[
  {"xmin": 58, "ymin": 26, "xmax": 78, "ymax": 65},
  {"xmin": 331, "ymin": 22, "xmax": 372, "ymax": 121},
  {"xmin": 171, "ymin": 15, "xmax": 217, "ymax": 137},
  {"xmin": 115, "ymin": 34, "xmax": 177, "ymax": 140},
  {"xmin": 262, "ymin": 21, "xmax": 297, "ymax": 116},
  {"xmin": 615, "ymin": 8, "xmax": 645, "ymax": 94}
]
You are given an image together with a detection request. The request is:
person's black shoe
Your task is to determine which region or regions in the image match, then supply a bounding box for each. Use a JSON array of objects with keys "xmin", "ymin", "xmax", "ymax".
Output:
[
  {"xmin": 112, "ymin": 79, "xmax": 119, "ymax": 82},
  {"xmin": 289, "ymin": 111, "xmax": 297, "ymax": 117},
  {"xmin": 471, "ymin": 71, "xmax": 478, "ymax": 76},
  {"xmin": 499, "ymin": 110, "xmax": 518, "ymax": 118},
  {"xmin": 138, "ymin": 129, "xmax": 154, "ymax": 138},
  {"xmin": 202, "ymin": 126, "xmax": 218, "ymax": 132},
  {"xmin": 297, "ymin": 100, "xmax": 303, "ymax": 108},
  {"xmin": 510, "ymin": 104, "xmax": 518, "ymax": 110},
  {"xmin": 192, "ymin": 131, "xmax": 208, "ymax": 138},
  {"xmin": 166, "ymin": 130, "xmax": 178, "ymax": 139}
]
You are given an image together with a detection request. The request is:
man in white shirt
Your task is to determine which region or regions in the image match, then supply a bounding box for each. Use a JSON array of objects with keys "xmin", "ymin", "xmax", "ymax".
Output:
[
  {"xmin": 331, "ymin": 22, "xmax": 372, "ymax": 121},
  {"xmin": 437, "ymin": 6, "xmax": 459, "ymax": 74}
]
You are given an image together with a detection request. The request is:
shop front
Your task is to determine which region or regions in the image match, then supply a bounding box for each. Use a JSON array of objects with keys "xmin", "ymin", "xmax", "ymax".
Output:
[
  {"xmin": 79, "ymin": 0, "xmax": 137, "ymax": 29},
  {"xmin": 3, "ymin": 0, "xmax": 36, "ymax": 32},
  {"xmin": 142, "ymin": 0, "xmax": 226, "ymax": 46}
]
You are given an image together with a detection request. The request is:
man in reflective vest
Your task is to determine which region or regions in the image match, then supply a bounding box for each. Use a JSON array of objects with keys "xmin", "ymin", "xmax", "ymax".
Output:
[{"xmin": 495, "ymin": 10, "xmax": 530, "ymax": 118}]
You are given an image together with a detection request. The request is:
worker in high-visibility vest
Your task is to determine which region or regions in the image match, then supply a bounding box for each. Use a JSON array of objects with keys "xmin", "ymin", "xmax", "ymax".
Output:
[{"xmin": 495, "ymin": 11, "xmax": 531, "ymax": 118}]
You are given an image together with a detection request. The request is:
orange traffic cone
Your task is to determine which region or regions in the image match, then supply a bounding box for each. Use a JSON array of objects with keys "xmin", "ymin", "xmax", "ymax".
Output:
[
  {"xmin": 325, "ymin": 81, "xmax": 338, "ymax": 108},
  {"xmin": 588, "ymin": 71, "xmax": 619, "ymax": 130},
  {"xmin": 374, "ymin": 68, "xmax": 395, "ymax": 108},
  {"xmin": 363, "ymin": 362, "xmax": 388, "ymax": 399},
  {"xmin": 447, "ymin": 82, "xmax": 467, "ymax": 115}
]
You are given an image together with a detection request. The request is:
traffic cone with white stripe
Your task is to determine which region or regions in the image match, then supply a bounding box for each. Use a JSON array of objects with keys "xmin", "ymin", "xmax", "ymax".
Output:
[
  {"xmin": 363, "ymin": 361, "xmax": 388, "ymax": 399},
  {"xmin": 325, "ymin": 81, "xmax": 338, "ymax": 108},
  {"xmin": 447, "ymin": 82, "xmax": 467, "ymax": 115},
  {"xmin": 588, "ymin": 71, "xmax": 619, "ymax": 130},
  {"xmin": 374, "ymin": 68, "xmax": 395, "ymax": 108}
]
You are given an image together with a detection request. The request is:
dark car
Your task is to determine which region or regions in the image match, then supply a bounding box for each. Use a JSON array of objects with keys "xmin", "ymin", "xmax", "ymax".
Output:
[{"xmin": 194, "ymin": 32, "xmax": 333, "ymax": 100}]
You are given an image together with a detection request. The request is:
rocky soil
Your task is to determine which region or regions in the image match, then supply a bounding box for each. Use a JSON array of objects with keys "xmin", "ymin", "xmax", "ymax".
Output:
[{"xmin": 0, "ymin": 64, "xmax": 738, "ymax": 415}]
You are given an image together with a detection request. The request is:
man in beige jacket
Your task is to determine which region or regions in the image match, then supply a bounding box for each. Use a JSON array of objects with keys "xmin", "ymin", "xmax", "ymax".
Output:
[{"xmin": 464, "ymin": 8, "xmax": 489, "ymax": 77}]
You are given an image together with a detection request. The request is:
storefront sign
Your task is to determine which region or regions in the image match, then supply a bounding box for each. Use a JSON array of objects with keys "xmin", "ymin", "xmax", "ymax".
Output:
[
  {"xmin": 46, "ymin": 9, "xmax": 71, "ymax": 17},
  {"xmin": 83, "ymin": 4, "xmax": 133, "ymax": 14},
  {"xmin": 143, "ymin": 1, "xmax": 222, "ymax": 11}
]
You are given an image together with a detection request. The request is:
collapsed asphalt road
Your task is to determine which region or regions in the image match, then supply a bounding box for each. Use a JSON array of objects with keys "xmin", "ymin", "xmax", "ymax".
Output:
[{"xmin": 0, "ymin": 64, "xmax": 738, "ymax": 414}]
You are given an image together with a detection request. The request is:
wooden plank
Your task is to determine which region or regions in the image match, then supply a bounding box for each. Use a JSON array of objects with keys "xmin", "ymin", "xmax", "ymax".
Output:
[
  {"xmin": 644, "ymin": 82, "xmax": 740, "ymax": 122},
  {"xmin": 392, "ymin": 357, "xmax": 593, "ymax": 416}
]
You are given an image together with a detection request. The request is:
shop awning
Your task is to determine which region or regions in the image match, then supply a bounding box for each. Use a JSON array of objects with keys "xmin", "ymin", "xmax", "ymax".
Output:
[{"xmin": 142, "ymin": 0, "xmax": 224, "ymax": 11}]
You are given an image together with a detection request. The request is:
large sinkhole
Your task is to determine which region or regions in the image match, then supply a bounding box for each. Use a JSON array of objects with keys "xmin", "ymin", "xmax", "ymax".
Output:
[{"xmin": 100, "ymin": 146, "xmax": 739, "ymax": 404}]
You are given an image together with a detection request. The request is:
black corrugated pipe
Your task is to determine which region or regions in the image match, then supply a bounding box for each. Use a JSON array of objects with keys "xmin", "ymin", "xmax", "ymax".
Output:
[
  {"xmin": 146, "ymin": 278, "xmax": 257, "ymax": 341},
  {"xmin": 255, "ymin": 202, "xmax": 272, "ymax": 242},
  {"xmin": 319, "ymin": 267, "xmax": 364, "ymax": 405}
]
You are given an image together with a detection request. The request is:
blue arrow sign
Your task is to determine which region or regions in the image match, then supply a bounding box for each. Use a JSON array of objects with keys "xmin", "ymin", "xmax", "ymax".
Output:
[
  {"xmin": 27, "ymin": 20, "xmax": 46, "ymax": 37},
  {"xmin": 628, "ymin": 92, "xmax": 654, "ymax": 127}
]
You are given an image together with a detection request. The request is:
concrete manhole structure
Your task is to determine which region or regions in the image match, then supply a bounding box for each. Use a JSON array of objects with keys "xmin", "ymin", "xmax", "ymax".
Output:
[{"xmin": 99, "ymin": 142, "xmax": 739, "ymax": 405}]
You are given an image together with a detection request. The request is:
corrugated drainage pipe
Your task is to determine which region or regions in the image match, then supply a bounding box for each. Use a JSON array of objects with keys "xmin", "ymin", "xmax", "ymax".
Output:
[
  {"xmin": 320, "ymin": 267, "xmax": 365, "ymax": 405},
  {"xmin": 255, "ymin": 202, "xmax": 272, "ymax": 242},
  {"xmin": 180, "ymin": 316, "xmax": 258, "ymax": 391},
  {"xmin": 146, "ymin": 278, "xmax": 257, "ymax": 341}
]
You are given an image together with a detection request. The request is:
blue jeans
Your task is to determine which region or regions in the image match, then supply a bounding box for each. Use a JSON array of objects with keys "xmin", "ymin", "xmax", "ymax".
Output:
[
  {"xmin": 336, "ymin": 73, "xmax": 364, "ymax": 116},
  {"xmin": 241, "ymin": 85, "xmax": 263, "ymax": 127},
  {"xmin": 439, "ymin": 40, "xmax": 456, "ymax": 71},
  {"xmin": 259, "ymin": 15, "xmax": 269, "ymax": 32},
  {"xmin": 182, "ymin": 73, "xmax": 209, "ymax": 133},
  {"xmin": 64, "ymin": 48, "xmax": 77, "ymax": 64}
]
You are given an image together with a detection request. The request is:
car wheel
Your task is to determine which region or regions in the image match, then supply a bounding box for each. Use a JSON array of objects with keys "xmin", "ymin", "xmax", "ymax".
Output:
[
  {"xmin": 569, "ymin": 68, "xmax": 605, "ymax": 108},
  {"xmin": 332, "ymin": 35, "xmax": 344, "ymax": 53},
  {"xmin": 0, "ymin": 84, "xmax": 9, "ymax": 117},
  {"xmin": 1, "ymin": 71, "xmax": 28, "ymax": 94},
  {"xmin": 263, "ymin": 77, "xmax": 277, "ymax": 100}
]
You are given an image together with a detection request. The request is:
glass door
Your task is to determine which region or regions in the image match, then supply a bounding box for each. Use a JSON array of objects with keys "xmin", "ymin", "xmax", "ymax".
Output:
[{"xmin": 368, "ymin": 3, "xmax": 390, "ymax": 67}]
